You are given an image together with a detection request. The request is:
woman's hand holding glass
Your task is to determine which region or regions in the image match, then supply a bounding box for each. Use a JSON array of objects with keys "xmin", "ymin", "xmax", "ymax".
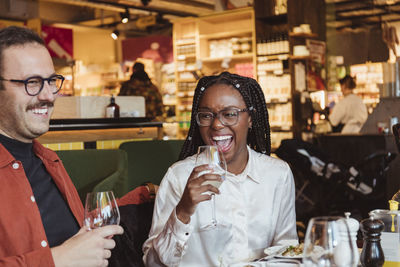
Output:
[
  {"xmin": 176, "ymin": 163, "xmax": 223, "ymax": 224},
  {"xmin": 176, "ymin": 146, "xmax": 226, "ymax": 226},
  {"xmin": 176, "ymin": 145, "xmax": 227, "ymax": 229},
  {"xmin": 196, "ymin": 145, "xmax": 227, "ymax": 229}
]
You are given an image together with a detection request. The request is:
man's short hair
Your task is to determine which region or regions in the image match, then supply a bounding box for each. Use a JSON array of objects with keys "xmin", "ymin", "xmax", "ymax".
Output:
[{"xmin": 0, "ymin": 26, "xmax": 45, "ymax": 90}]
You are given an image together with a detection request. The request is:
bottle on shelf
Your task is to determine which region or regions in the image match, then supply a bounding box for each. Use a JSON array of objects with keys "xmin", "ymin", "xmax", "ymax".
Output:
[{"xmin": 106, "ymin": 95, "xmax": 120, "ymax": 118}]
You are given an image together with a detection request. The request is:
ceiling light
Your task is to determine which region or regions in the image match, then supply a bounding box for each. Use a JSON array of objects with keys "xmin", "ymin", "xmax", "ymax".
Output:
[
  {"xmin": 111, "ymin": 30, "xmax": 119, "ymax": 40},
  {"xmin": 120, "ymin": 8, "xmax": 129, "ymax": 24}
]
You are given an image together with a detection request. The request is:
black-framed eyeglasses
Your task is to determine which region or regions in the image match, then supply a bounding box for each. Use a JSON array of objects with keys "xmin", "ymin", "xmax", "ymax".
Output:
[
  {"xmin": 196, "ymin": 108, "xmax": 249, "ymax": 127},
  {"xmin": 0, "ymin": 74, "xmax": 65, "ymax": 96}
]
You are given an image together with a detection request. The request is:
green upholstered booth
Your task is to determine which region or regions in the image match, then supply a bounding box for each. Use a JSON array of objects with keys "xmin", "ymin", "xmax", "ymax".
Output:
[
  {"xmin": 56, "ymin": 149, "xmax": 129, "ymax": 203},
  {"xmin": 119, "ymin": 140, "xmax": 185, "ymax": 189}
]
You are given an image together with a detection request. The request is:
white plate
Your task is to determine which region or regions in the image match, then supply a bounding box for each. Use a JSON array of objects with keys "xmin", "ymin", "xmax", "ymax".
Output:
[
  {"xmin": 263, "ymin": 245, "xmax": 303, "ymax": 260},
  {"xmin": 229, "ymin": 262, "xmax": 267, "ymax": 267},
  {"xmin": 275, "ymin": 254, "xmax": 303, "ymax": 260}
]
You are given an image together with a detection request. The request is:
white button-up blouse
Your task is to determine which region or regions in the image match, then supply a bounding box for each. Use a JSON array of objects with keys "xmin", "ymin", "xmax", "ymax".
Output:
[{"xmin": 143, "ymin": 146, "xmax": 298, "ymax": 267}]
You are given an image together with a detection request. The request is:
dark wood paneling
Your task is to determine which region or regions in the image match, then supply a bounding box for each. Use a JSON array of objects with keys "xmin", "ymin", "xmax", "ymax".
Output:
[
  {"xmin": 287, "ymin": 0, "xmax": 326, "ymax": 41},
  {"xmin": 254, "ymin": 0, "xmax": 276, "ymax": 18}
]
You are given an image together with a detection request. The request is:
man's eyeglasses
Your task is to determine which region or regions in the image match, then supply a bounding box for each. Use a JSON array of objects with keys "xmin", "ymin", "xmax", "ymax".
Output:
[
  {"xmin": 0, "ymin": 74, "xmax": 65, "ymax": 96},
  {"xmin": 196, "ymin": 108, "xmax": 249, "ymax": 127}
]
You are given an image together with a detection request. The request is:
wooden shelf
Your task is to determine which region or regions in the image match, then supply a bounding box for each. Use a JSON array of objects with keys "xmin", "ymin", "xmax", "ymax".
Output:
[
  {"xmin": 270, "ymin": 126, "xmax": 292, "ymax": 132},
  {"xmin": 289, "ymin": 55, "xmax": 312, "ymax": 60},
  {"xmin": 266, "ymin": 98, "xmax": 291, "ymax": 104},
  {"xmin": 177, "ymin": 105, "xmax": 192, "ymax": 111},
  {"xmin": 176, "ymin": 54, "xmax": 196, "ymax": 60},
  {"xmin": 257, "ymin": 52, "xmax": 289, "ymax": 57},
  {"xmin": 176, "ymin": 39, "xmax": 196, "ymax": 46},
  {"xmin": 289, "ymin": 32, "xmax": 317, "ymax": 38},
  {"xmin": 177, "ymin": 68, "xmax": 197, "ymax": 72},
  {"xmin": 177, "ymin": 78, "xmax": 197, "ymax": 82},
  {"xmin": 356, "ymin": 91, "xmax": 380, "ymax": 95},
  {"xmin": 177, "ymin": 91, "xmax": 195, "ymax": 97},
  {"xmin": 199, "ymin": 29, "xmax": 252, "ymax": 40},
  {"xmin": 202, "ymin": 53, "xmax": 253, "ymax": 62}
]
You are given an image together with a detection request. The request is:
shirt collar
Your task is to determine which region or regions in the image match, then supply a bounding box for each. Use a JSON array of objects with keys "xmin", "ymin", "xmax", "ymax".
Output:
[
  {"xmin": 32, "ymin": 139, "xmax": 60, "ymax": 162},
  {"xmin": 0, "ymin": 143, "xmax": 15, "ymax": 167},
  {"xmin": 226, "ymin": 146, "xmax": 260, "ymax": 184},
  {"xmin": 0, "ymin": 138, "xmax": 59, "ymax": 169}
]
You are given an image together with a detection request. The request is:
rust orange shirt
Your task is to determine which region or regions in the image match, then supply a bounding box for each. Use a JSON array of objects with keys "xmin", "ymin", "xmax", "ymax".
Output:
[
  {"xmin": 0, "ymin": 140, "xmax": 84, "ymax": 267},
  {"xmin": 0, "ymin": 139, "xmax": 151, "ymax": 267}
]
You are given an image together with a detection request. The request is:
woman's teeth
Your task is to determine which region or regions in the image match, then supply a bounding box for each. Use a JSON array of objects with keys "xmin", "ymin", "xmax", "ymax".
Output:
[
  {"xmin": 212, "ymin": 135, "xmax": 231, "ymax": 141},
  {"xmin": 212, "ymin": 135, "xmax": 233, "ymax": 151}
]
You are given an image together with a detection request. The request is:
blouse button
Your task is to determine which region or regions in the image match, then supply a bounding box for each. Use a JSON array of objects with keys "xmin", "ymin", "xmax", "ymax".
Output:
[
  {"xmin": 31, "ymin": 195, "xmax": 36, "ymax": 202},
  {"xmin": 12, "ymin": 162, "xmax": 19, "ymax": 169},
  {"xmin": 41, "ymin": 240, "xmax": 47, "ymax": 247}
]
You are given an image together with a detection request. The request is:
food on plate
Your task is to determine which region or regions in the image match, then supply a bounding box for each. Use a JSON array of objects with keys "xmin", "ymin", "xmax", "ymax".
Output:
[{"xmin": 281, "ymin": 243, "xmax": 304, "ymax": 257}]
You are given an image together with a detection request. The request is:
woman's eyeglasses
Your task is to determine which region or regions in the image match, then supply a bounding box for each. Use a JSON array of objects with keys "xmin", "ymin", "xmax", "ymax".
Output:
[
  {"xmin": 196, "ymin": 108, "xmax": 249, "ymax": 127},
  {"xmin": 0, "ymin": 74, "xmax": 65, "ymax": 96}
]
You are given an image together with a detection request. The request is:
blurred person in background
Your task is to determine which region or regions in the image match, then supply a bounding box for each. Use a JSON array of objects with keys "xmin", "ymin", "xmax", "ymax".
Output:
[
  {"xmin": 329, "ymin": 75, "xmax": 368, "ymax": 133},
  {"xmin": 119, "ymin": 62, "xmax": 164, "ymax": 121}
]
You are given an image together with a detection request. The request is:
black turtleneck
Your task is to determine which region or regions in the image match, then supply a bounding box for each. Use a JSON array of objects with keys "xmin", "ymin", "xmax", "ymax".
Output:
[{"xmin": 0, "ymin": 134, "xmax": 79, "ymax": 247}]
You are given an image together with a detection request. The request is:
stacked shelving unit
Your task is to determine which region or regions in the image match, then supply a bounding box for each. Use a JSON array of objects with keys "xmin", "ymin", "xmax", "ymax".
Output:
[
  {"xmin": 172, "ymin": 8, "xmax": 256, "ymax": 138},
  {"xmin": 257, "ymin": 32, "xmax": 293, "ymax": 150},
  {"xmin": 350, "ymin": 63, "xmax": 382, "ymax": 112},
  {"xmin": 173, "ymin": 18, "xmax": 198, "ymax": 138}
]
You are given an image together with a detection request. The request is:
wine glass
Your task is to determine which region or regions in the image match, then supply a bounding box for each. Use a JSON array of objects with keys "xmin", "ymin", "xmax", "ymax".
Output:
[
  {"xmin": 84, "ymin": 191, "xmax": 120, "ymax": 230},
  {"xmin": 303, "ymin": 216, "xmax": 357, "ymax": 267},
  {"xmin": 195, "ymin": 145, "xmax": 227, "ymax": 230}
]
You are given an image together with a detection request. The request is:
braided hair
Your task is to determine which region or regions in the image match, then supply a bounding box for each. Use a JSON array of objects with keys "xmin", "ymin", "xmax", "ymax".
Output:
[{"xmin": 179, "ymin": 72, "xmax": 271, "ymax": 160}]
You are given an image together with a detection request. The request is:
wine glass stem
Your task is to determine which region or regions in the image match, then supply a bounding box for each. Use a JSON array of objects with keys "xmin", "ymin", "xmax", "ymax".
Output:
[{"xmin": 211, "ymin": 193, "xmax": 217, "ymax": 226}]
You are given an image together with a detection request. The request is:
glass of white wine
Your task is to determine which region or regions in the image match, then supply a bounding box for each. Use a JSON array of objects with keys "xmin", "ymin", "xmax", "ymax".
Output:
[
  {"xmin": 84, "ymin": 191, "xmax": 120, "ymax": 230},
  {"xmin": 196, "ymin": 145, "xmax": 227, "ymax": 230},
  {"xmin": 303, "ymin": 216, "xmax": 357, "ymax": 267}
]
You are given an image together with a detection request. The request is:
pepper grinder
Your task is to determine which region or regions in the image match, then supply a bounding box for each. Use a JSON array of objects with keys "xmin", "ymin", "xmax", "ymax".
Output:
[{"xmin": 360, "ymin": 215, "xmax": 385, "ymax": 267}]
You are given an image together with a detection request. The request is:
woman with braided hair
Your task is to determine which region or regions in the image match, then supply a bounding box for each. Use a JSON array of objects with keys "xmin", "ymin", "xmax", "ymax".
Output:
[{"xmin": 143, "ymin": 72, "xmax": 298, "ymax": 266}]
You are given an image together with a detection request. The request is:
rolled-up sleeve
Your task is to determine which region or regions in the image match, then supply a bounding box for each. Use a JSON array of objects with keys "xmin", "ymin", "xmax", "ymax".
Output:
[{"xmin": 142, "ymin": 167, "xmax": 193, "ymax": 267}]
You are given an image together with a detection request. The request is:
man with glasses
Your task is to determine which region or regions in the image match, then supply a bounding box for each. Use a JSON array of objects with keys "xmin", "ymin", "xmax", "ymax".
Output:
[{"xmin": 0, "ymin": 26, "xmax": 125, "ymax": 266}]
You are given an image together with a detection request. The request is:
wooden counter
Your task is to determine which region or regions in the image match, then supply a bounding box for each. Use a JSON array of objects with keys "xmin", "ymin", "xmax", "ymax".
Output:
[{"xmin": 37, "ymin": 118, "xmax": 163, "ymax": 146}]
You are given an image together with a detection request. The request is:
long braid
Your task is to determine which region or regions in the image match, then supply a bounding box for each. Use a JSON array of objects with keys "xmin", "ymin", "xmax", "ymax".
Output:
[
  {"xmin": 178, "ymin": 75, "xmax": 215, "ymax": 160},
  {"xmin": 179, "ymin": 72, "xmax": 271, "ymax": 160}
]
